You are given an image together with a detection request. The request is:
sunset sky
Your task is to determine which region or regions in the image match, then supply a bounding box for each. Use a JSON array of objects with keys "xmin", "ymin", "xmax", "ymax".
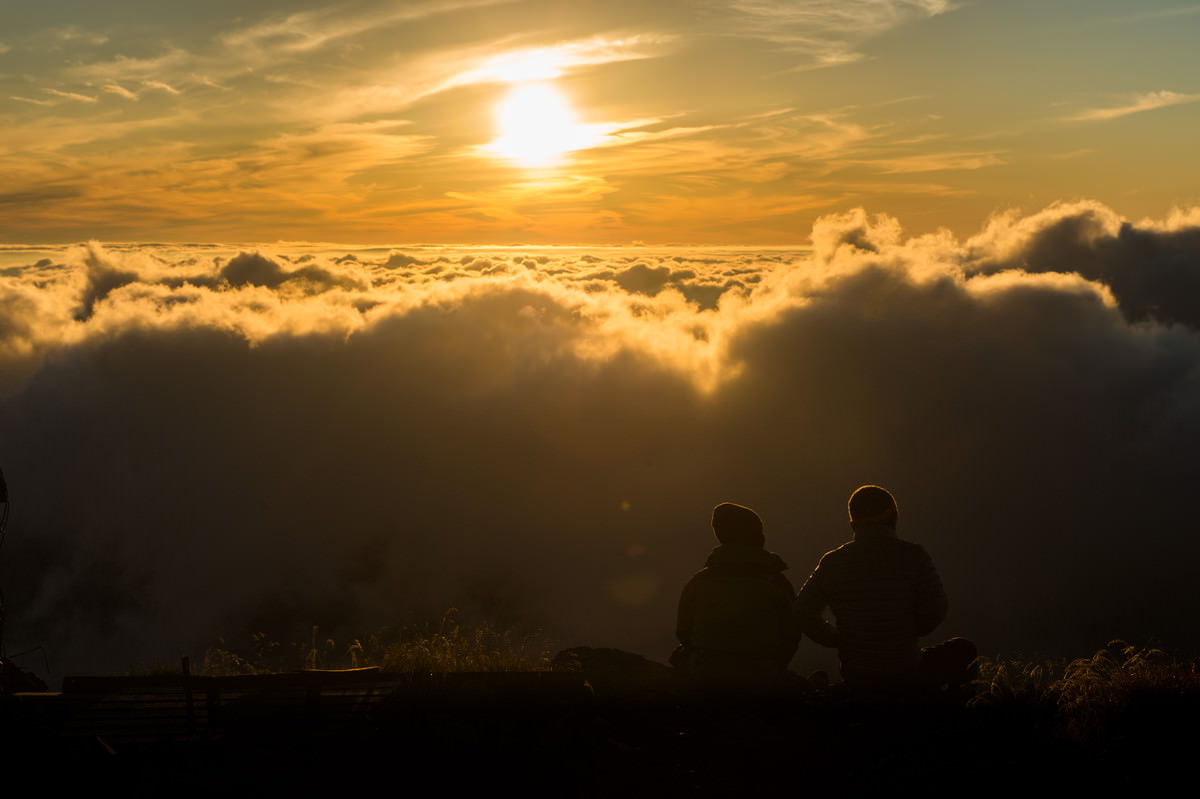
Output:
[{"xmin": 5, "ymin": 0, "xmax": 1199, "ymax": 244}]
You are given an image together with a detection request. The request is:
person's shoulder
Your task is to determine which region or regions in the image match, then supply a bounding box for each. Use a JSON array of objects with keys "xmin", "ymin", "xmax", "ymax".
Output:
[
  {"xmin": 891, "ymin": 537, "xmax": 941, "ymax": 571},
  {"xmin": 706, "ymin": 545, "xmax": 788, "ymax": 573},
  {"xmin": 820, "ymin": 533, "xmax": 926, "ymax": 562},
  {"xmin": 818, "ymin": 539, "xmax": 856, "ymax": 561},
  {"xmin": 806, "ymin": 540, "xmax": 854, "ymax": 576},
  {"xmin": 680, "ymin": 564, "xmax": 714, "ymax": 591},
  {"xmin": 894, "ymin": 537, "xmax": 933, "ymax": 557}
]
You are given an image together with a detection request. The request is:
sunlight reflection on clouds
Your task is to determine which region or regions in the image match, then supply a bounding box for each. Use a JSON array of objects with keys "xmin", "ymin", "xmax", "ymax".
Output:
[{"xmin": 3, "ymin": 202, "xmax": 1200, "ymax": 675}]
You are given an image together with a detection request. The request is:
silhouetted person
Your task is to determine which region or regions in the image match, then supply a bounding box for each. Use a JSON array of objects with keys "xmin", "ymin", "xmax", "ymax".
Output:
[
  {"xmin": 675, "ymin": 502, "xmax": 799, "ymax": 686},
  {"xmin": 795, "ymin": 485, "xmax": 974, "ymax": 695}
]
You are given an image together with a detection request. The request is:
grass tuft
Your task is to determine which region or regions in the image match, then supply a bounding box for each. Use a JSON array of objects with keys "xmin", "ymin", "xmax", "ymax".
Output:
[
  {"xmin": 970, "ymin": 640, "xmax": 1200, "ymax": 744},
  {"xmin": 202, "ymin": 611, "xmax": 552, "ymax": 675}
]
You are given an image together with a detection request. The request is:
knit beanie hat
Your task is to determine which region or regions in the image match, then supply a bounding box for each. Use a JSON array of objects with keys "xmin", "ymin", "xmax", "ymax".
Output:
[
  {"xmin": 711, "ymin": 502, "xmax": 765, "ymax": 547},
  {"xmin": 848, "ymin": 485, "xmax": 898, "ymax": 526}
]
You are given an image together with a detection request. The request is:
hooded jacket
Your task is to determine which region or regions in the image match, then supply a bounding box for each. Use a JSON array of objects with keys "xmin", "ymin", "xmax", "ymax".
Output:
[{"xmin": 676, "ymin": 544, "xmax": 798, "ymax": 664}]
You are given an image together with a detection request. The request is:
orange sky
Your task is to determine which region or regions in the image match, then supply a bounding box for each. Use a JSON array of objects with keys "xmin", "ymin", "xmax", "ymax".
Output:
[{"xmin": 3, "ymin": 0, "xmax": 1199, "ymax": 244}]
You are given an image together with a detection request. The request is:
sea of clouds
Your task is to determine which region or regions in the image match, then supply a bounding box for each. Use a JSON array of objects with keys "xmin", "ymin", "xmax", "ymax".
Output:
[{"xmin": 3, "ymin": 200, "xmax": 1200, "ymax": 678}]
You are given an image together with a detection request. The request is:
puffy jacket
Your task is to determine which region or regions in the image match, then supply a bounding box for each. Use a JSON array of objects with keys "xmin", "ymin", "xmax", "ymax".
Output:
[{"xmin": 795, "ymin": 524, "xmax": 947, "ymax": 682}]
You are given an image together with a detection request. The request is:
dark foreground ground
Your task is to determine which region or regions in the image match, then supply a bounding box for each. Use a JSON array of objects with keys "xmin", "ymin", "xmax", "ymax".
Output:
[{"xmin": 2, "ymin": 663, "xmax": 1196, "ymax": 797}]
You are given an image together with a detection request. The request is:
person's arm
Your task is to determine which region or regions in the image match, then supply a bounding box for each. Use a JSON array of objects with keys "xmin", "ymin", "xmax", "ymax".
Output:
[
  {"xmin": 676, "ymin": 574, "xmax": 699, "ymax": 646},
  {"xmin": 913, "ymin": 547, "xmax": 948, "ymax": 636},
  {"xmin": 774, "ymin": 574, "xmax": 802, "ymax": 664},
  {"xmin": 794, "ymin": 570, "xmax": 839, "ymax": 648}
]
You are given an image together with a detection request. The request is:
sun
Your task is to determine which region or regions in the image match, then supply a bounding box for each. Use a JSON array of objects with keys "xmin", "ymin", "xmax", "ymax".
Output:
[{"xmin": 484, "ymin": 82, "xmax": 604, "ymax": 167}]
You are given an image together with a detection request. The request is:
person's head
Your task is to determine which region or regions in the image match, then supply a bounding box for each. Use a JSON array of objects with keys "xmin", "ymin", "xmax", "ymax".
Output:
[
  {"xmin": 711, "ymin": 502, "xmax": 765, "ymax": 548},
  {"xmin": 847, "ymin": 485, "xmax": 898, "ymax": 530}
]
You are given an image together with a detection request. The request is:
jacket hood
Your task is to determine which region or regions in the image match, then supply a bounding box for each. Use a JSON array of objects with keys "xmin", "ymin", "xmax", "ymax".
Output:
[{"xmin": 705, "ymin": 544, "xmax": 788, "ymax": 572}]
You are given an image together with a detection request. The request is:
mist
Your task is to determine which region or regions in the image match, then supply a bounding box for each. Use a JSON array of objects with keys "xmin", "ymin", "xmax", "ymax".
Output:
[{"xmin": 3, "ymin": 200, "xmax": 1199, "ymax": 678}]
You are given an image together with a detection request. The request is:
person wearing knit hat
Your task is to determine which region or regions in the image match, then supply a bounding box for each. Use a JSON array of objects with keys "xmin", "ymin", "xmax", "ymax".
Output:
[
  {"xmin": 674, "ymin": 502, "xmax": 799, "ymax": 687},
  {"xmin": 795, "ymin": 486, "xmax": 974, "ymax": 696},
  {"xmin": 710, "ymin": 501, "xmax": 766, "ymax": 548},
  {"xmin": 847, "ymin": 484, "xmax": 898, "ymax": 527}
]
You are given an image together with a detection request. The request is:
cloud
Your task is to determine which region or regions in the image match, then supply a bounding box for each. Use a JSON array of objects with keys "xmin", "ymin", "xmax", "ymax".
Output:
[
  {"xmin": 556, "ymin": 109, "xmax": 874, "ymax": 200},
  {"xmin": 220, "ymin": 0, "xmax": 514, "ymax": 55},
  {"xmin": 1067, "ymin": 90, "xmax": 1200, "ymax": 122},
  {"xmin": 67, "ymin": 49, "xmax": 193, "ymax": 83},
  {"xmin": 3, "ymin": 202, "xmax": 1200, "ymax": 680},
  {"xmin": 1106, "ymin": 6, "xmax": 1200, "ymax": 24},
  {"xmin": 219, "ymin": 251, "xmax": 368, "ymax": 292},
  {"xmin": 964, "ymin": 200, "xmax": 1200, "ymax": 328},
  {"xmin": 717, "ymin": 0, "xmax": 954, "ymax": 64},
  {"xmin": 0, "ymin": 120, "xmax": 436, "ymax": 239},
  {"xmin": 43, "ymin": 88, "xmax": 99, "ymax": 104},
  {"xmin": 443, "ymin": 35, "xmax": 671, "ymax": 89},
  {"xmin": 101, "ymin": 84, "xmax": 138, "ymax": 100},
  {"xmin": 0, "ymin": 185, "xmax": 86, "ymax": 208},
  {"xmin": 142, "ymin": 80, "xmax": 181, "ymax": 95},
  {"xmin": 873, "ymin": 151, "xmax": 1005, "ymax": 174},
  {"xmin": 75, "ymin": 242, "xmax": 143, "ymax": 320},
  {"xmin": 9, "ymin": 96, "xmax": 55, "ymax": 107},
  {"xmin": 50, "ymin": 26, "xmax": 109, "ymax": 46}
]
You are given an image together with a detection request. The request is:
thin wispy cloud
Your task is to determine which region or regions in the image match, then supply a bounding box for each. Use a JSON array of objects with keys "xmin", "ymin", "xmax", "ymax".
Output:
[
  {"xmin": 1067, "ymin": 90, "xmax": 1200, "ymax": 122},
  {"xmin": 49, "ymin": 26, "xmax": 108, "ymax": 46},
  {"xmin": 873, "ymin": 150, "xmax": 1005, "ymax": 174},
  {"xmin": 835, "ymin": 180, "xmax": 972, "ymax": 198},
  {"xmin": 220, "ymin": 0, "xmax": 514, "ymax": 54},
  {"xmin": 102, "ymin": 84, "xmax": 138, "ymax": 100},
  {"xmin": 44, "ymin": 88, "xmax": 99, "ymax": 104},
  {"xmin": 719, "ymin": 0, "xmax": 954, "ymax": 63},
  {"xmin": 10, "ymin": 96, "xmax": 55, "ymax": 107},
  {"xmin": 1105, "ymin": 5, "xmax": 1200, "ymax": 24},
  {"xmin": 68, "ymin": 49, "xmax": 194, "ymax": 83},
  {"xmin": 444, "ymin": 35, "xmax": 672, "ymax": 89},
  {"xmin": 1043, "ymin": 148, "xmax": 1099, "ymax": 161},
  {"xmin": 194, "ymin": 76, "xmax": 228, "ymax": 90},
  {"xmin": 142, "ymin": 80, "xmax": 181, "ymax": 95}
]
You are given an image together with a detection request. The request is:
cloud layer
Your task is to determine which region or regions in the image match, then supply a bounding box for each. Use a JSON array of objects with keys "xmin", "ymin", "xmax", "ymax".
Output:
[{"xmin": 3, "ymin": 201, "xmax": 1200, "ymax": 676}]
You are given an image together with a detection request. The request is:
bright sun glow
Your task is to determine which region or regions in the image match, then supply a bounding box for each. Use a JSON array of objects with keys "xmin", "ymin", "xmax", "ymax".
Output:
[{"xmin": 485, "ymin": 82, "xmax": 605, "ymax": 167}]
